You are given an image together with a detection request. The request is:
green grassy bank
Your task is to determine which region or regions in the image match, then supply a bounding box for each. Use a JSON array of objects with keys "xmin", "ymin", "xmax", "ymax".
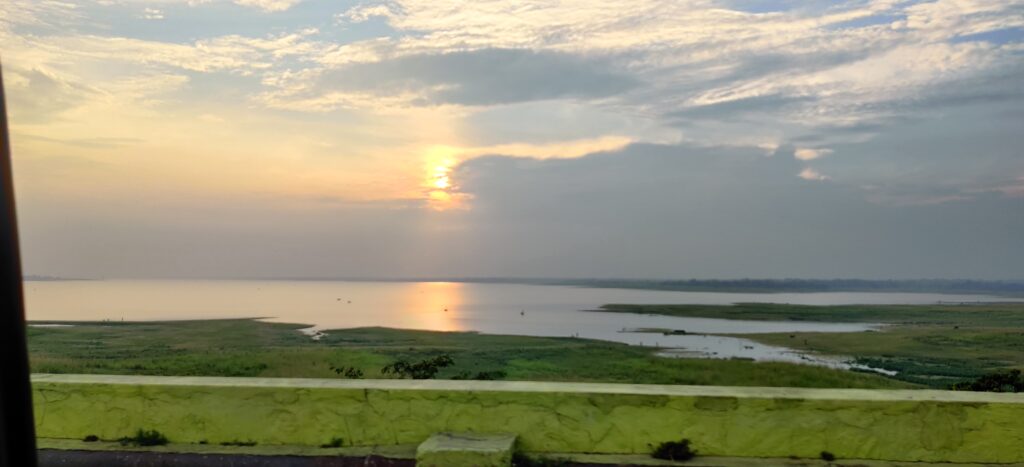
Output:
[
  {"xmin": 28, "ymin": 319, "xmax": 909, "ymax": 389},
  {"xmin": 599, "ymin": 303, "xmax": 1024, "ymax": 387}
]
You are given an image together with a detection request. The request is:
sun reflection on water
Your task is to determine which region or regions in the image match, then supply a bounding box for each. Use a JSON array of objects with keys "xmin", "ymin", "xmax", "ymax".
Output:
[{"xmin": 400, "ymin": 281, "xmax": 466, "ymax": 332}]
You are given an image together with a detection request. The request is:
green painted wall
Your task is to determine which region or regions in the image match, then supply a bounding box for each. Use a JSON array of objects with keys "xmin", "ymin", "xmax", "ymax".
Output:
[{"xmin": 31, "ymin": 375, "xmax": 1024, "ymax": 463}]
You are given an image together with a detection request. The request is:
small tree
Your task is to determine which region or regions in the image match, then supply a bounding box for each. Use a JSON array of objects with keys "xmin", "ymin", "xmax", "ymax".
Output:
[{"xmin": 381, "ymin": 355, "xmax": 454, "ymax": 379}]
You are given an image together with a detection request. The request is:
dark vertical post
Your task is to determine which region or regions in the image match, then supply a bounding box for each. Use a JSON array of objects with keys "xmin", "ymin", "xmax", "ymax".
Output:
[{"xmin": 0, "ymin": 62, "xmax": 39, "ymax": 466}]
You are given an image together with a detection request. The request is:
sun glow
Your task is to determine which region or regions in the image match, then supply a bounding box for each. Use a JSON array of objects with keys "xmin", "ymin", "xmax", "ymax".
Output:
[
  {"xmin": 423, "ymin": 145, "xmax": 467, "ymax": 210},
  {"xmin": 432, "ymin": 166, "xmax": 451, "ymax": 189}
]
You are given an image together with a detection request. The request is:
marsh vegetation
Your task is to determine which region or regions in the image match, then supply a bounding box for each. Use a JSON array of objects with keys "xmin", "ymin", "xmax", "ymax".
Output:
[
  {"xmin": 600, "ymin": 303, "xmax": 1024, "ymax": 388},
  {"xmin": 29, "ymin": 302, "xmax": 1024, "ymax": 389},
  {"xmin": 28, "ymin": 318, "xmax": 909, "ymax": 388}
]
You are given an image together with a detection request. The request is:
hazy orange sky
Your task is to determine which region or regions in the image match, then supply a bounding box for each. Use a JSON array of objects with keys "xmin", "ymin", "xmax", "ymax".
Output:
[{"xmin": 2, "ymin": 0, "xmax": 1023, "ymax": 279}]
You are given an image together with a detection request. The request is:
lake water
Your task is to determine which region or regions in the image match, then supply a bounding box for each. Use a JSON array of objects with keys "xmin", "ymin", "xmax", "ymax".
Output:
[{"xmin": 23, "ymin": 280, "xmax": 1018, "ymax": 370}]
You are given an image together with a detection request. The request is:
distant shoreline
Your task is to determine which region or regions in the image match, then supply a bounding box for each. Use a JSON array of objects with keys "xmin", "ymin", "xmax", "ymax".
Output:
[
  {"xmin": 24, "ymin": 276, "xmax": 1024, "ymax": 297},
  {"xmin": 23, "ymin": 275, "xmax": 89, "ymax": 282},
  {"xmin": 505, "ymin": 278, "xmax": 1024, "ymax": 296}
]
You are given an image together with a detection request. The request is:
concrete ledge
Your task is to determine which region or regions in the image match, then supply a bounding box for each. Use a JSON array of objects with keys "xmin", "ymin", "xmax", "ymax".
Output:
[
  {"xmin": 31, "ymin": 374, "xmax": 1024, "ymax": 464},
  {"xmin": 416, "ymin": 432, "xmax": 515, "ymax": 467},
  {"xmin": 30, "ymin": 373, "xmax": 1024, "ymax": 403}
]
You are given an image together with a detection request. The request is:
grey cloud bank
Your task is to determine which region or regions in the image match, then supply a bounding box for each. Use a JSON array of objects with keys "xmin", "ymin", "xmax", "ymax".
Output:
[
  {"xmin": 19, "ymin": 141, "xmax": 1024, "ymax": 280},
  {"xmin": 315, "ymin": 48, "xmax": 639, "ymax": 106}
]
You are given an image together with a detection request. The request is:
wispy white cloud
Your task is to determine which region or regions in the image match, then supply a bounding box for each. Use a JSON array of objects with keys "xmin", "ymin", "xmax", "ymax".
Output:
[
  {"xmin": 232, "ymin": 0, "xmax": 302, "ymax": 12},
  {"xmin": 339, "ymin": 4, "xmax": 396, "ymax": 24},
  {"xmin": 798, "ymin": 167, "xmax": 831, "ymax": 181},
  {"xmin": 140, "ymin": 7, "xmax": 164, "ymax": 19},
  {"xmin": 83, "ymin": 0, "xmax": 304, "ymax": 12},
  {"xmin": 794, "ymin": 147, "xmax": 832, "ymax": 161},
  {"xmin": 250, "ymin": 0, "xmax": 1023, "ymax": 128}
]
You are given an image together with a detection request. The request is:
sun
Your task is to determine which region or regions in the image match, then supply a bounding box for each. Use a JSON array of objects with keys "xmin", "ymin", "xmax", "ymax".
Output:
[
  {"xmin": 432, "ymin": 165, "xmax": 451, "ymax": 189},
  {"xmin": 424, "ymin": 146, "xmax": 458, "ymax": 182},
  {"xmin": 421, "ymin": 145, "xmax": 467, "ymax": 209}
]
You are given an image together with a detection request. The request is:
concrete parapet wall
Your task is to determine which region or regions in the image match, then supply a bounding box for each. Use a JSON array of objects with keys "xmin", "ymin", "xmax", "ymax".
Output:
[{"xmin": 30, "ymin": 374, "xmax": 1024, "ymax": 463}]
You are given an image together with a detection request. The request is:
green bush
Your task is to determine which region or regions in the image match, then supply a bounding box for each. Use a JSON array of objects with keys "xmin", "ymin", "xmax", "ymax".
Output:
[
  {"xmin": 118, "ymin": 429, "xmax": 168, "ymax": 446},
  {"xmin": 451, "ymin": 370, "xmax": 508, "ymax": 380},
  {"xmin": 651, "ymin": 438, "xmax": 696, "ymax": 461},
  {"xmin": 328, "ymin": 363, "xmax": 364, "ymax": 378},
  {"xmin": 320, "ymin": 437, "xmax": 344, "ymax": 448},
  {"xmin": 381, "ymin": 355, "xmax": 454, "ymax": 379},
  {"xmin": 950, "ymin": 369, "xmax": 1024, "ymax": 392}
]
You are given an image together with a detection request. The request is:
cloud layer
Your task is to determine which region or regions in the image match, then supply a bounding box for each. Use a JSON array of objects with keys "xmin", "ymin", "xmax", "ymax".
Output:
[{"xmin": 2, "ymin": 0, "xmax": 1023, "ymax": 279}]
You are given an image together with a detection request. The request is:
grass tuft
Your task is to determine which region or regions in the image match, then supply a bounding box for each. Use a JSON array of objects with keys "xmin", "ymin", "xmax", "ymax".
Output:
[
  {"xmin": 320, "ymin": 437, "xmax": 344, "ymax": 448},
  {"xmin": 118, "ymin": 429, "xmax": 168, "ymax": 447}
]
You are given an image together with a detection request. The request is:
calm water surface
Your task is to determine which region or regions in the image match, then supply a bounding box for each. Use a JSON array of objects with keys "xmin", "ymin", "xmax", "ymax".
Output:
[{"xmin": 23, "ymin": 280, "xmax": 1017, "ymax": 370}]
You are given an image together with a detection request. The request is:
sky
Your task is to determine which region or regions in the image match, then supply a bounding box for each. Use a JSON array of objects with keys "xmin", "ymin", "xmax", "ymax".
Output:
[{"xmin": 1, "ymin": 0, "xmax": 1023, "ymax": 280}]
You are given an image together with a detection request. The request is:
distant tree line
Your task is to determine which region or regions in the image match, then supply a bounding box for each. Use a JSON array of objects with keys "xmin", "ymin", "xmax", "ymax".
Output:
[
  {"xmin": 516, "ymin": 278, "xmax": 1024, "ymax": 296},
  {"xmin": 26, "ymin": 275, "xmax": 1024, "ymax": 296}
]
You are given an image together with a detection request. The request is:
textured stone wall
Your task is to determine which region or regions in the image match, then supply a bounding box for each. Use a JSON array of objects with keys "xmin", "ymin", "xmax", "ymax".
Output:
[{"xmin": 31, "ymin": 375, "xmax": 1024, "ymax": 463}]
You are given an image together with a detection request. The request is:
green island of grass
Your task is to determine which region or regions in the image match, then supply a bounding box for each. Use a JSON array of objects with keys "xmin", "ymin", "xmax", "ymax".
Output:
[{"xmin": 598, "ymin": 303, "xmax": 1024, "ymax": 388}]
